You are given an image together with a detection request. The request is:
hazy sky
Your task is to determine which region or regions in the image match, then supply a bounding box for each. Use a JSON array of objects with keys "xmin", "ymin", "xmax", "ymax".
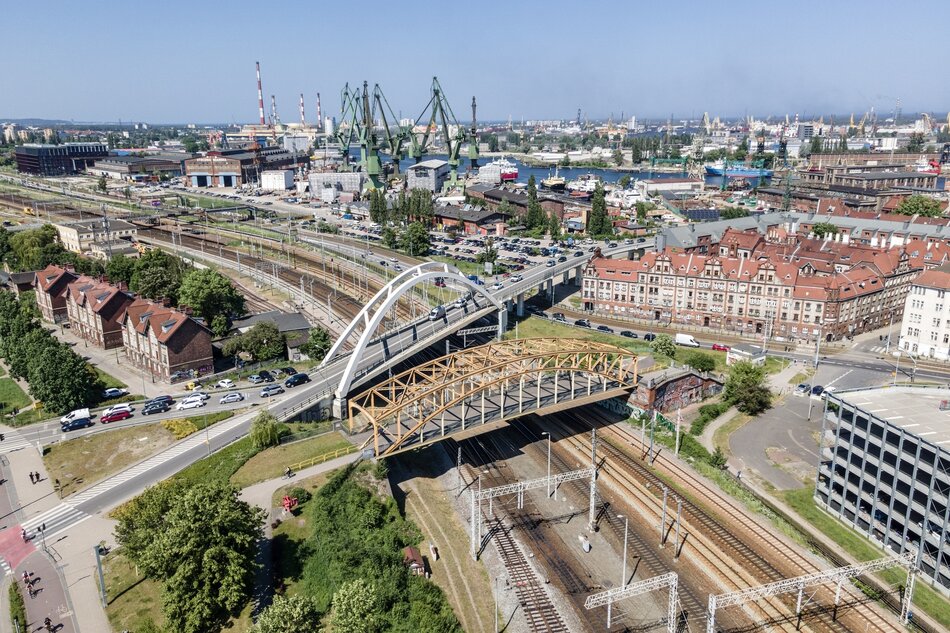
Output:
[{"xmin": 3, "ymin": 0, "xmax": 948, "ymax": 124}]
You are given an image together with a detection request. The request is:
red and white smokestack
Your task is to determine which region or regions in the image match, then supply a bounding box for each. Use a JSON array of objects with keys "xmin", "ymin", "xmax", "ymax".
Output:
[
  {"xmin": 316, "ymin": 92, "xmax": 323, "ymax": 131},
  {"xmin": 255, "ymin": 61, "xmax": 265, "ymax": 125},
  {"xmin": 299, "ymin": 93, "xmax": 306, "ymax": 126}
]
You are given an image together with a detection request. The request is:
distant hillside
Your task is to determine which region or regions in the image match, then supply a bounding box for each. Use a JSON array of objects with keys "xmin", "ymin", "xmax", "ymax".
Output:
[{"xmin": 0, "ymin": 118, "xmax": 75, "ymax": 126}]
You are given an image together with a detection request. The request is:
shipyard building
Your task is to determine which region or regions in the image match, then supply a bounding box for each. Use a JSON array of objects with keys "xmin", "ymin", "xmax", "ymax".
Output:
[{"xmin": 817, "ymin": 387, "xmax": 950, "ymax": 594}]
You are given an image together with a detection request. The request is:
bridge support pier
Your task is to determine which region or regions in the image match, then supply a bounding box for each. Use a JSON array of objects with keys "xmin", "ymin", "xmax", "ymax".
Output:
[
  {"xmin": 497, "ymin": 307, "xmax": 507, "ymax": 340},
  {"xmin": 332, "ymin": 395, "xmax": 347, "ymax": 422},
  {"xmin": 546, "ymin": 279, "xmax": 553, "ymax": 304},
  {"xmin": 575, "ymin": 265, "xmax": 584, "ymax": 286},
  {"xmin": 516, "ymin": 292, "xmax": 525, "ymax": 317},
  {"xmin": 562, "ymin": 270, "xmax": 569, "ymax": 285}
]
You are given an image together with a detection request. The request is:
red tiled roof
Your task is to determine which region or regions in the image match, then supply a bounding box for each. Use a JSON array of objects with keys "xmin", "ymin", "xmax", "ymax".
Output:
[
  {"xmin": 913, "ymin": 263, "xmax": 950, "ymax": 291},
  {"xmin": 35, "ymin": 265, "xmax": 75, "ymax": 293},
  {"xmin": 123, "ymin": 297, "xmax": 195, "ymax": 344}
]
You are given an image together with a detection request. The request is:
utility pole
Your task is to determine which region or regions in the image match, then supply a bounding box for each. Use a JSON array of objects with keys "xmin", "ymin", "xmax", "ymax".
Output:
[{"xmin": 542, "ymin": 431, "xmax": 551, "ymax": 497}]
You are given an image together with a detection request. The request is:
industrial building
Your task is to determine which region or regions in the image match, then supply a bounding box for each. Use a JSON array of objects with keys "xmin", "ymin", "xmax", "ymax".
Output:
[
  {"xmin": 308, "ymin": 171, "xmax": 365, "ymax": 195},
  {"xmin": 261, "ymin": 170, "xmax": 294, "ymax": 191},
  {"xmin": 183, "ymin": 148, "xmax": 308, "ymax": 188},
  {"xmin": 818, "ymin": 387, "xmax": 950, "ymax": 595},
  {"xmin": 54, "ymin": 219, "xmax": 138, "ymax": 254},
  {"xmin": 15, "ymin": 142, "xmax": 108, "ymax": 176},
  {"xmin": 406, "ymin": 159, "xmax": 449, "ymax": 192},
  {"xmin": 89, "ymin": 155, "xmax": 187, "ymax": 181}
]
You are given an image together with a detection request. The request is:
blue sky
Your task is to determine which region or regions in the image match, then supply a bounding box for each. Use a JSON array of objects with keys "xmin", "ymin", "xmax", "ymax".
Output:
[{"xmin": 2, "ymin": 0, "xmax": 947, "ymax": 124}]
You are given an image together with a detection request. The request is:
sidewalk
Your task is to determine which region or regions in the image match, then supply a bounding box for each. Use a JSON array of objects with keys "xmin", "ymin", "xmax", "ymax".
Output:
[
  {"xmin": 14, "ymin": 549, "xmax": 77, "ymax": 633},
  {"xmin": 697, "ymin": 361, "xmax": 803, "ymax": 453},
  {"xmin": 49, "ymin": 326, "xmax": 164, "ymax": 399}
]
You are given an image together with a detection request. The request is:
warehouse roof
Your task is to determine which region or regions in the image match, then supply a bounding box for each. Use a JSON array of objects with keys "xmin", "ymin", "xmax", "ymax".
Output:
[{"xmin": 833, "ymin": 387, "xmax": 950, "ymax": 447}]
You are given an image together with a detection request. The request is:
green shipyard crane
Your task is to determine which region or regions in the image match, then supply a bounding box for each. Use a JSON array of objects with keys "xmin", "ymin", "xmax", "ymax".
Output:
[
  {"xmin": 410, "ymin": 77, "xmax": 469, "ymax": 188},
  {"xmin": 335, "ymin": 81, "xmax": 384, "ymax": 190},
  {"xmin": 372, "ymin": 83, "xmax": 412, "ymax": 178},
  {"xmin": 468, "ymin": 96, "xmax": 479, "ymax": 169}
]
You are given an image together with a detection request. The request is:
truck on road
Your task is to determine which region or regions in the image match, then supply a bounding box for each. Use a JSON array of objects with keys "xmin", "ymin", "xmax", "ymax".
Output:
[{"xmin": 674, "ymin": 333, "xmax": 701, "ymax": 347}]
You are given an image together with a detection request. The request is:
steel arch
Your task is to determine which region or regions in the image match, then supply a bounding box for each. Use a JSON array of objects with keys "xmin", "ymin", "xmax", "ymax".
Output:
[
  {"xmin": 320, "ymin": 261, "xmax": 503, "ymax": 400},
  {"xmin": 349, "ymin": 338, "xmax": 639, "ymax": 456}
]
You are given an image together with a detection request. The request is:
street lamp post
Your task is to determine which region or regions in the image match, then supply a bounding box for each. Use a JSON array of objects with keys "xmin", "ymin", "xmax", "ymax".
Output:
[
  {"xmin": 618, "ymin": 513, "xmax": 628, "ymax": 588},
  {"xmin": 541, "ymin": 432, "xmax": 551, "ymax": 497}
]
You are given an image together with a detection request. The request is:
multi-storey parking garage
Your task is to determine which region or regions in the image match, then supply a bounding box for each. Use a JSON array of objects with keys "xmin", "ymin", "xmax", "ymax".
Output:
[{"xmin": 818, "ymin": 387, "xmax": 950, "ymax": 594}]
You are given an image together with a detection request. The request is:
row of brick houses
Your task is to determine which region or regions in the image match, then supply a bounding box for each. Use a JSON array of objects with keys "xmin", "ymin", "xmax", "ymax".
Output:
[
  {"xmin": 33, "ymin": 264, "xmax": 212, "ymax": 381},
  {"xmin": 583, "ymin": 227, "xmax": 926, "ymax": 341}
]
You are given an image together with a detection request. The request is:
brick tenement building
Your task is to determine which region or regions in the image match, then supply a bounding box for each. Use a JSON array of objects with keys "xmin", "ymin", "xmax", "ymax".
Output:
[
  {"xmin": 583, "ymin": 231, "xmax": 922, "ymax": 342},
  {"xmin": 34, "ymin": 264, "xmax": 79, "ymax": 323},
  {"xmin": 65, "ymin": 276, "xmax": 135, "ymax": 349},
  {"xmin": 122, "ymin": 298, "xmax": 213, "ymax": 381}
]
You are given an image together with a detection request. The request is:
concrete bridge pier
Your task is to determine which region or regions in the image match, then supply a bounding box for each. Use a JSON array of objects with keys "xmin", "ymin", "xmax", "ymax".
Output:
[
  {"xmin": 497, "ymin": 306, "xmax": 508, "ymax": 340},
  {"xmin": 546, "ymin": 278, "xmax": 554, "ymax": 302},
  {"xmin": 562, "ymin": 270, "xmax": 570, "ymax": 285},
  {"xmin": 332, "ymin": 395, "xmax": 347, "ymax": 421},
  {"xmin": 575, "ymin": 265, "xmax": 584, "ymax": 286},
  {"xmin": 516, "ymin": 292, "xmax": 525, "ymax": 317}
]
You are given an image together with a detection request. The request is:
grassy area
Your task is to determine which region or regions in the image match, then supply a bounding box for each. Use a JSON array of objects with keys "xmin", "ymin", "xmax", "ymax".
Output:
[
  {"xmin": 94, "ymin": 367, "xmax": 127, "ymax": 390},
  {"xmin": 788, "ymin": 370, "xmax": 813, "ymax": 385},
  {"xmin": 509, "ymin": 316, "xmax": 657, "ymax": 356},
  {"xmin": 171, "ymin": 436, "xmax": 261, "ymax": 488},
  {"xmin": 0, "ymin": 376, "xmax": 31, "ymax": 414},
  {"xmin": 161, "ymin": 410, "xmax": 235, "ymax": 439},
  {"xmin": 783, "ymin": 485, "xmax": 950, "ymax": 630},
  {"xmin": 44, "ymin": 422, "xmax": 176, "ymax": 497},
  {"xmin": 763, "ymin": 355, "xmax": 787, "ymax": 375},
  {"xmin": 230, "ymin": 431, "xmax": 352, "ymax": 489},
  {"xmin": 429, "ymin": 254, "xmax": 489, "ymax": 277},
  {"xmin": 102, "ymin": 552, "xmax": 163, "ymax": 633}
]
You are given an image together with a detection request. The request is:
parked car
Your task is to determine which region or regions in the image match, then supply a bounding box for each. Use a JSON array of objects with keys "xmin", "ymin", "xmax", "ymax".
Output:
[
  {"xmin": 281, "ymin": 367, "xmax": 298, "ymax": 376},
  {"xmin": 574, "ymin": 319, "xmax": 591, "ymax": 328},
  {"xmin": 101, "ymin": 387, "xmax": 128, "ymax": 400},
  {"xmin": 101, "ymin": 403, "xmax": 133, "ymax": 417},
  {"xmin": 597, "ymin": 325, "xmax": 614, "ymax": 334},
  {"xmin": 176, "ymin": 398, "xmax": 206, "ymax": 411},
  {"xmin": 260, "ymin": 384, "xmax": 285, "ymax": 398},
  {"xmin": 248, "ymin": 374, "xmax": 265, "ymax": 384},
  {"xmin": 711, "ymin": 343, "xmax": 730, "ymax": 352},
  {"xmin": 219, "ymin": 392, "xmax": 245, "ymax": 404},
  {"xmin": 147, "ymin": 395, "xmax": 174, "ymax": 406},
  {"xmin": 794, "ymin": 383, "xmax": 811, "ymax": 396},
  {"xmin": 184, "ymin": 381, "xmax": 203, "ymax": 391},
  {"xmin": 811, "ymin": 385, "xmax": 825, "ymax": 396},
  {"xmin": 61, "ymin": 418, "xmax": 94, "ymax": 432},
  {"xmin": 620, "ymin": 330, "xmax": 637, "ymax": 338},
  {"xmin": 100, "ymin": 409, "xmax": 133, "ymax": 424},
  {"xmin": 674, "ymin": 333, "xmax": 701, "ymax": 348},
  {"xmin": 142, "ymin": 401, "xmax": 170, "ymax": 415},
  {"xmin": 285, "ymin": 373, "xmax": 311, "ymax": 388},
  {"xmin": 643, "ymin": 333, "xmax": 656, "ymax": 341},
  {"xmin": 216, "ymin": 379, "xmax": 235, "ymax": 389},
  {"xmin": 258, "ymin": 370, "xmax": 274, "ymax": 383}
]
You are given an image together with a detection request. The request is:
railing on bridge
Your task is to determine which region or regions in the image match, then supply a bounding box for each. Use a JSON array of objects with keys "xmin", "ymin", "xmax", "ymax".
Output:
[{"xmin": 348, "ymin": 338, "xmax": 639, "ymax": 456}]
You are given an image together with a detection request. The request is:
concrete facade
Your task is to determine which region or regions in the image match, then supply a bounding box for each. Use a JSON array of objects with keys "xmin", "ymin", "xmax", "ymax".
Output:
[
  {"xmin": 818, "ymin": 387, "xmax": 950, "ymax": 594},
  {"xmin": 899, "ymin": 262, "xmax": 950, "ymax": 360}
]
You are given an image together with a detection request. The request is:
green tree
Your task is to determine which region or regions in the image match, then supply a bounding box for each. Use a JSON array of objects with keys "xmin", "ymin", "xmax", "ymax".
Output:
[
  {"xmin": 684, "ymin": 351, "xmax": 716, "ymax": 373},
  {"xmin": 368, "ymin": 189, "xmax": 388, "ymax": 225},
  {"xmin": 548, "ymin": 210, "xmax": 561, "ymax": 239},
  {"xmin": 809, "ymin": 136, "xmax": 824, "ymax": 155},
  {"xmin": 114, "ymin": 481, "xmax": 185, "ymax": 571},
  {"xmin": 559, "ymin": 154, "xmax": 571, "ymax": 167},
  {"xmin": 635, "ymin": 201, "xmax": 653, "ymax": 223},
  {"xmin": 120, "ymin": 482, "xmax": 264, "ymax": 633},
  {"xmin": 618, "ymin": 175, "xmax": 632, "ymax": 189},
  {"xmin": 249, "ymin": 411, "xmax": 282, "ymax": 450},
  {"xmin": 252, "ymin": 594, "xmax": 322, "ymax": 633},
  {"xmin": 131, "ymin": 249, "xmax": 188, "ymax": 303},
  {"xmin": 811, "ymin": 222, "xmax": 839, "ymax": 238},
  {"xmin": 906, "ymin": 133, "xmax": 925, "ymax": 153},
  {"xmin": 381, "ymin": 227, "xmax": 399, "ymax": 250},
  {"xmin": 475, "ymin": 238, "xmax": 498, "ymax": 265},
  {"xmin": 650, "ymin": 333, "xmax": 676, "ymax": 358},
  {"xmin": 178, "ymin": 268, "xmax": 245, "ymax": 336},
  {"xmin": 106, "ymin": 254, "xmax": 137, "ymax": 286},
  {"xmin": 27, "ymin": 342, "xmax": 103, "ymax": 413},
  {"xmin": 8, "ymin": 224, "xmax": 61, "ymax": 272},
  {"xmin": 587, "ymin": 182, "xmax": 612, "ymax": 236},
  {"xmin": 400, "ymin": 222, "xmax": 431, "ymax": 256},
  {"xmin": 300, "ymin": 326, "xmax": 332, "ymax": 361},
  {"xmin": 732, "ymin": 143, "xmax": 748, "ymax": 161},
  {"xmin": 329, "ymin": 578, "xmax": 381, "ymax": 633},
  {"xmin": 895, "ymin": 194, "xmax": 943, "ymax": 218},
  {"xmin": 709, "ymin": 446, "xmax": 728, "ymax": 469},
  {"xmin": 226, "ymin": 321, "xmax": 285, "ymax": 362},
  {"xmin": 525, "ymin": 175, "xmax": 546, "ymax": 230},
  {"xmin": 722, "ymin": 360, "xmax": 771, "ymax": 414},
  {"xmin": 612, "ymin": 149, "xmax": 623, "ymax": 166},
  {"xmin": 838, "ymin": 135, "xmax": 849, "ymax": 153},
  {"xmin": 719, "ymin": 206, "xmax": 750, "ymax": 220},
  {"xmin": 97, "ymin": 175, "xmax": 108, "ymax": 193}
]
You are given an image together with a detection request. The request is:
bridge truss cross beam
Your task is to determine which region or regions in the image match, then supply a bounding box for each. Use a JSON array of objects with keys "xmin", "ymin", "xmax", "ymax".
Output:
[
  {"xmin": 348, "ymin": 339, "xmax": 638, "ymax": 457},
  {"xmin": 705, "ymin": 549, "xmax": 919, "ymax": 633},
  {"xmin": 585, "ymin": 572, "xmax": 679, "ymax": 633}
]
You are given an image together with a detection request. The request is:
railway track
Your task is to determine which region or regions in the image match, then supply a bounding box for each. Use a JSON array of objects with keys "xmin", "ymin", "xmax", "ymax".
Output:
[{"xmin": 545, "ymin": 408, "xmax": 905, "ymax": 633}]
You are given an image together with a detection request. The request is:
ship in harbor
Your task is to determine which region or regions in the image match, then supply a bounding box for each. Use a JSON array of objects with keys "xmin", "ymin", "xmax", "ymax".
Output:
[
  {"xmin": 478, "ymin": 157, "xmax": 518, "ymax": 183},
  {"xmin": 704, "ymin": 160, "xmax": 773, "ymax": 178},
  {"xmin": 566, "ymin": 173, "xmax": 602, "ymax": 193},
  {"xmin": 541, "ymin": 166, "xmax": 566, "ymax": 191}
]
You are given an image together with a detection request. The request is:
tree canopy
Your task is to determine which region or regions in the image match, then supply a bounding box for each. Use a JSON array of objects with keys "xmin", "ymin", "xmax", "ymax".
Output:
[
  {"xmin": 586, "ymin": 182, "xmax": 612, "ymax": 236},
  {"xmin": 650, "ymin": 333, "xmax": 676, "ymax": 358},
  {"xmin": 177, "ymin": 268, "xmax": 245, "ymax": 336},
  {"xmin": 223, "ymin": 321, "xmax": 284, "ymax": 361},
  {"xmin": 684, "ymin": 351, "xmax": 716, "ymax": 373},
  {"xmin": 299, "ymin": 326, "xmax": 332, "ymax": 362},
  {"xmin": 722, "ymin": 360, "xmax": 771, "ymax": 414},
  {"xmin": 130, "ymin": 249, "xmax": 189, "ymax": 304},
  {"xmin": 895, "ymin": 194, "xmax": 943, "ymax": 218},
  {"xmin": 252, "ymin": 595, "xmax": 322, "ymax": 633},
  {"xmin": 811, "ymin": 222, "xmax": 839, "ymax": 238},
  {"xmin": 400, "ymin": 222, "xmax": 431, "ymax": 256}
]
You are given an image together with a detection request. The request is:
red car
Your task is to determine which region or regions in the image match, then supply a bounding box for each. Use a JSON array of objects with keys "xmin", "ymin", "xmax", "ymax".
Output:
[
  {"xmin": 711, "ymin": 343, "xmax": 730, "ymax": 352},
  {"xmin": 100, "ymin": 409, "xmax": 133, "ymax": 424}
]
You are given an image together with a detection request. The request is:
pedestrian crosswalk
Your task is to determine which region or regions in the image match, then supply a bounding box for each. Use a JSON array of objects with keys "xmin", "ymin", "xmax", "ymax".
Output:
[
  {"xmin": 0, "ymin": 428, "xmax": 33, "ymax": 455},
  {"xmin": 0, "ymin": 557, "xmax": 11, "ymax": 576},
  {"xmin": 22, "ymin": 503, "xmax": 88, "ymax": 541}
]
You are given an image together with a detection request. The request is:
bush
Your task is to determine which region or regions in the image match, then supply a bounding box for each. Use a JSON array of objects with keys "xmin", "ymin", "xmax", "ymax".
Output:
[
  {"xmin": 684, "ymin": 351, "xmax": 716, "ymax": 373},
  {"xmin": 690, "ymin": 402, "xmax": 730, "ymax": 436},
  {"xmin": 287, "ymin": 486, "xmax": 312, "ymax": 505},
  {"xmin": 249, "ymin": 411, "xmax": 282, "ymax": 450},
  {"xmin": 162, "ymin": 418, "xmax": 199, "ymax": 439},
  {"xmin": 9, "ymin": 582, "xmax": 26, "ymax": 632}
]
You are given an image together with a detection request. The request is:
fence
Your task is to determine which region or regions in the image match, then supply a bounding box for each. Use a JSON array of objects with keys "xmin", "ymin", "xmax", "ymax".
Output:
[{"xmin": 289, "ymin": 445, "xmax": 357, "ymax": 472}]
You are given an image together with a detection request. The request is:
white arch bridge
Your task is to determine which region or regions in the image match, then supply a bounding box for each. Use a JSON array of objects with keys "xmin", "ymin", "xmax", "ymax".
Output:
[
  {"xmin": 348, "ymin": 338, "xmax": 639, "ymax": 457},
  {"xmin": 320, "ymin": 262, "xmax": 505, "ymax": 415}
]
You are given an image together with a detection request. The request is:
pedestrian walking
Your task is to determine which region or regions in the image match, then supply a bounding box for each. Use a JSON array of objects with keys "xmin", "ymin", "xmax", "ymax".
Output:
[
  {"xmin": 44, "ymin": 616, "xmax": 53, "ymax": 631},
  {"xmin": 29, "ymin": 472, "xmax": 35, "ymax": 484},
  {"xmin": 21, "ymin": 528, "xmax": 28, "ymax": 542},
  {"xmin": 34, "ymin": 471, "xmax": 40, "ymax": 483},
  {"xmin": 22, "ymin": 571, "xmax": 29, "ymax": 586}
]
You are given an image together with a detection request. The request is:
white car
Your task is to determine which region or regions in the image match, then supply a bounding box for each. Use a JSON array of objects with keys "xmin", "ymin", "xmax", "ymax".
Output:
[
  {"xmin": 491, "ymin": 282, "xmax": 504, "ymax": 291},
  {"xmin": 101, "ymin": 403, "xmax": 133, "ymax": 417},
  {"xmin": 509, "ymin": 274, "xmax": 523, "ymax": 283},
  {"xmin": 216, "ymin": 379, "xmax": 235, "ymax": 389},
  {"xmin": 176, "ymin": 398, "xmax": 206, "ymax": 411}
]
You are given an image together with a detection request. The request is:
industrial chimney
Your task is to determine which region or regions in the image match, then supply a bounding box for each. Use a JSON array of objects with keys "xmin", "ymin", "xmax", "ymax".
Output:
[{"xmin": 255, "ymin": 62, "xmax": 265, "ymax": 125}]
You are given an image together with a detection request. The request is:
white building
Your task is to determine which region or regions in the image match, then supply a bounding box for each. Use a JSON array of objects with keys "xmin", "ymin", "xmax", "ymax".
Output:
[
  {"xmin": 637, "ymin": 178, "xmax": 704, "ymax": 196},
  {"xmin": 406, "ymin": 159, "xmax": 449, "ymax": 192},
  {"xmin": 261, "ymin": 170, "xmax": 294, "ymax": 191},
  {"xmin": 899, "ymin": 262, "xmax": 950, "ymax": 360}
]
